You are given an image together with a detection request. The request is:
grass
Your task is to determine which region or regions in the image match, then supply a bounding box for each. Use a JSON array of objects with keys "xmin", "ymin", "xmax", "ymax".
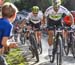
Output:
[{"xmin": 5, "ymin": 48, "xmax": 28, "ymax": 65}]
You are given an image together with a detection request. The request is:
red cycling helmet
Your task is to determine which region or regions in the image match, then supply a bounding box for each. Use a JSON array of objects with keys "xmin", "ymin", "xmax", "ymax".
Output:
[{"xmin": 64, "ymin": 16, "xmax": 72, "ymax": 26}]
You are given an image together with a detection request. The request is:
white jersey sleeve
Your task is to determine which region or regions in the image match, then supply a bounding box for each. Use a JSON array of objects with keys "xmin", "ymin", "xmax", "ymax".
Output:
[
  {"xmin": 25, "ymin": 12, "xmax": 31, "ymax": 21},
  {"xmin": 61, "ymin": 6, "xmax": 71, "ymax": 15},
  {"xmin": 44, "ymin": 6, "xmax": 53, "ymax": 17},
  {"xmin": 39, "ymin": 11, "xmax": 43, "ymax": 20}
]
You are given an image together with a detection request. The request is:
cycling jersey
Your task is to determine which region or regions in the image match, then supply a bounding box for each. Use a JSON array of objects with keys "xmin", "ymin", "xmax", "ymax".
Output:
[
  {"xmin": 44, "ymin": 5, "xmax": 71, "ymax": 21},
  {"xmin": 26, "ymin": 11, "xmax": 43, "ymax": 24},
  {"xmin": 0, "ymin": 18, "xmax": 12, "ymax": 48},
  {"xmin": 29, "ymin": 21, "xmax": 41, "ymax": 29}
]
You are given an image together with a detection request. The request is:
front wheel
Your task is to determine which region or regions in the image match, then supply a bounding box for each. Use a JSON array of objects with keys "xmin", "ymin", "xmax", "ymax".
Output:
[
  {"xmin": 57, "ymin": 37, "xmax": 63, "ymax": 65},
  {"xmin": 63, "ymin": 38, "xmax": 69, "ymax": 55},
  {"xmin": 20, "ymin": 33, "xmax": 25, "ymax": 44},
  {"xmin": 29, "ymin": 34, "xmax": 39, "ymax": 62},
  {"xmin": 38, "ymin": 41, "xmax": 42, "ymax": 54},
  {"xmin": 50, "ymin": 37, "xmax": 56, "ymax": 63}
]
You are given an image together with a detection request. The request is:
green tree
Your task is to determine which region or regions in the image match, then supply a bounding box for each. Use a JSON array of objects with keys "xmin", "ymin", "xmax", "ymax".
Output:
[
  {"xmin": 14, "ymin": 0, "xmax": 51, "ymax": 11},
  {"xmin": 4, "ymin": 0, "xmax": 10, "ymax": 2},
  {"xmin": 14, "ymin": 0, "xmax": 31, "ymax": 11},
  {"xmin": 14, "ymin": 0, "xmax": 75, "ymax": 12}
]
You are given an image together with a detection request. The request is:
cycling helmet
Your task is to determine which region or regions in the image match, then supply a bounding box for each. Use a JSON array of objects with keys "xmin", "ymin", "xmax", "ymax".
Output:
[
  {"xmin": 52, "ymin": 0, "xmax": 61, "ymax": 7},
  {"xmin": 32, "ymin": 6, "xmax": 39, "ymax": 13},
  {"xmin": 64, "ymin": 16, "xmax": 72, "ymax": 26}
]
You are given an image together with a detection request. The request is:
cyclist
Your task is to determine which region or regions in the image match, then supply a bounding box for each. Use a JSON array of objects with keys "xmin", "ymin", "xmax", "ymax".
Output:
[
  {"xmin": 0, "ymin": 2, "xmax": 18, "ymax": 65},
  {"xmin": 19, "ymin": 19, "xmax": 27, "ymax": 44},
  {"xmin": 71, "ymin": 11, "xmax": 75, "ymax": 24},
  {"xmin": 44, "ymin": 0, "xmax": 74, "ymax": 58},
  {"xmin": 13, "ymin": 21, "xmax": 20, "ymax": 42},
  {"xmin": 26, "ymin": 6, "xmax": 44, "ymax": 46}
]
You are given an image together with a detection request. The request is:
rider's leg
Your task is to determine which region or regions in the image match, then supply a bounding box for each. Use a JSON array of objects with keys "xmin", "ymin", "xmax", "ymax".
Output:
[
  {"xmin": 26, "ymin": 31, "xmax": 30, "ymax": 39},
  {"xmin": 35, "ymin": 31, "xmax": 41, "ymax": 44},
  {"xmin": 62, "ymin": 30, "xmax": 68, "ymax": 44},
  {"xmin": 34, "ymin": 22, "xmax": 41, "ymax": 44},
  {"xmin": 48, "ymin": 30, "xmax": 54, "ymax": 56},
  {"xmin": 38, "ymin": 31, "xmax": 41, "ymax": 44},
  {"xmin": 35, "ymin": 31, "xmax": 39, "ymax": 44}
]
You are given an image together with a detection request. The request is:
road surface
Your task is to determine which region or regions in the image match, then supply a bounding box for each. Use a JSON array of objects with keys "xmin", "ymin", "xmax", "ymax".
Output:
[{"xmin": 19, "ymin": 34, "xmax": 75, "ymax": 65}]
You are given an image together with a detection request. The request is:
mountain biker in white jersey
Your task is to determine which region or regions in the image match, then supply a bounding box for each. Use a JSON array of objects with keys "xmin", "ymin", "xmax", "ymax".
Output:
[
  {"xmin": 26, "ymin": 6, "xmax": 44, "ymax": 46},
  {"xmin": 43, "ymin": 0, "xmax": 74, "ymax": 58}
]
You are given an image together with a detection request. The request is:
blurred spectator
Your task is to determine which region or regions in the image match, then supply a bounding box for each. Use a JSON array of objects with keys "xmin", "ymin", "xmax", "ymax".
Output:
[{"xmin": 0, "ymin": 2, "xmax": 18, "ymax": 65}]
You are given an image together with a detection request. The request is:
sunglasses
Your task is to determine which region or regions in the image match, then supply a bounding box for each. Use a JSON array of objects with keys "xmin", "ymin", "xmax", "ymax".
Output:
[{"xmin": 33, "ymin": 13, "xmax": 38, "ymax": 14}]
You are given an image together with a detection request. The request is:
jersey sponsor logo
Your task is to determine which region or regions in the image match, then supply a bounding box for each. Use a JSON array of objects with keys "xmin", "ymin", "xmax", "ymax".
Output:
[
  {"xmin": 30, "ymin": 19, "xmax": 40, "ymax": 24},
  {"xmin": 49, "ymin": 13, "xmax": 62, "ymax": 21},
  {"xmin": 31, "ymin": 19, "xmax": 39, "ymax": 21}
]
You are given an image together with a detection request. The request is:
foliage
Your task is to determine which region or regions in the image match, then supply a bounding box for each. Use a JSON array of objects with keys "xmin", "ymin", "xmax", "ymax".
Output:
[
  {"xmin": 14, "ymin": 0, "xmax": 75, "ymax": 12},
  {"xmin": 4, "ymin": 0, "xmax": 10, "ymax": 2},
  {"xmin": 5, "ymin": 48, "xmax": 28, "ymax": 65},
  {"xmin": 14, "ymin": 0, "xmax": 32, "ymax": 11}
]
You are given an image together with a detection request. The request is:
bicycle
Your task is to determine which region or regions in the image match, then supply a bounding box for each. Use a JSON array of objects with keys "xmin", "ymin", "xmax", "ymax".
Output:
[
  {"xmin": 20, "ymin": 27, "xmax": 26, "ymax": 45},
  {"xmin": 28, "ymin": 29, "xmax": 40, "ymax": 62},
  {"xmin": 63, "ymin": 26, "xmax": 75, "ymax": 58},
  {"xmin": 71, "ymin": 28, "xmax": 75, "ymax": 58},
  {"xmin": 14, "ymin": 33, "xmax": 18, "ymax": 42},
  {"xmin": 49, "ymin": 26, "xmax": 64, "ymax": 65}
]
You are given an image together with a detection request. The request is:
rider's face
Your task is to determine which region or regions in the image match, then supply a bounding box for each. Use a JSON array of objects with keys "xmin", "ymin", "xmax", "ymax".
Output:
[
  {"xmin": 33, "ymin": 12, "xmax": 38, "ymax": 16},
  {"xmin": 53, "ymin": 5, "xmax": 59, "ymax": 12}
]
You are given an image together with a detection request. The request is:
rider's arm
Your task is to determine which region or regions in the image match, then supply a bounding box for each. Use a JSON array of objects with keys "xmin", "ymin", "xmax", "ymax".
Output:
[
  {"xmin": 68, "ymin": 13, "xmax": 74, "ymax": 25},
  {"xmin": 25, "ymin": 13, "xmax": 31, "ymax": 26},
  {"xmin": 42, "ymin": 16, "xmax": 46, "ymax": 26},
  {"xmin": 62, "ymin": 6, "xmax": 74, "ymax": 25},
  {"xmin": 43, "ymin": 6, "xmax": 52, "ymax": 26},
  {"xmin": 39, "ymin": 11, "xmax": 45, "ymax": 26}
]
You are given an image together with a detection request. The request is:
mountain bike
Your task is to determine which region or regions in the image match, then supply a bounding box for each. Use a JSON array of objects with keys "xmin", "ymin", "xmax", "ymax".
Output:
[
  {"xmin": 28, "ymin": 29, "xmax": 39, "ymax": 62},
  {"xmin": 49, "ymin": 26, "xmax": 64, "ymax": 65},
  {"xmin": 63, "ymin": 26, "xmax": 75, "ymax": 58},
  {"xmin": 20, "ymin": 27, "xmax": 26, "ymax": 45}
]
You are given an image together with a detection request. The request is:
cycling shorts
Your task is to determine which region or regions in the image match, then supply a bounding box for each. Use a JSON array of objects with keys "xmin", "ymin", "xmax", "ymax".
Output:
[
  {"xmin": 47, "ymin": 18, "xmax": 62, "ymax": 30},
  {"xmin": 29, "ymin": 21, "xmax": 41, "ymax": 30}
]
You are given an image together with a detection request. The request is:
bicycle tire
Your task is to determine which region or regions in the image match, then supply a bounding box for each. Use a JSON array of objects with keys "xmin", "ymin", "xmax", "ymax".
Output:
[
  {"xmin": 63, "ymin": 38, "xmax": 69, "ymax": 55},
  {"xmin": 57, "ymin": 36, "xmax": 63, "ymax": 65},
  {"xmin": 38, "ymin": 41, "xmax": 42, "ymax": 54},
  {"xmin": 71, "ymin": 34, "xmax": 75, "ymax": 58},
  {"xmin": 29, "ymin": 33, "xmax": 39, "ymax": 62},
  {"xmin": 14, "ymin": 34, "xmax": 18, "ymax": 42},
  {"xmin": 20, "ymin": 33, "xmax": 25, "ymax": 44},
  {"xmin": 50, "ymin": 37, "xmax": 56, "ymax": 63}
]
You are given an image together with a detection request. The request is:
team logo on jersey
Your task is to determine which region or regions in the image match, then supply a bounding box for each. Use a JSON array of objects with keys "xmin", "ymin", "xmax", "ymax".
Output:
[{"xmin": 49, "ymin": 13, "xmax": 62, "ymax": 21}]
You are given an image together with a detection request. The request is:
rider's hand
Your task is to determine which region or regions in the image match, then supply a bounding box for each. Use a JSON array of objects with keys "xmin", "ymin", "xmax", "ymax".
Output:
[
  {"xmin": 40, "ymin": 24, "xmax": 46, "ymax": 29},
  {"xmin": 27, "ymin": 26, "xmax": 32, "ymax": 30},
  {"xmin": 71, "ymin": 25, "xmax": 75, "ymax": 29}
]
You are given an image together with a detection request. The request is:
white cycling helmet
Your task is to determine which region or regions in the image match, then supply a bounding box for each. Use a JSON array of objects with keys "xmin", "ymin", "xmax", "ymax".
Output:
[{"xmin": 52, "ymin": 0, "xmax": 61, "ymax": 7}]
